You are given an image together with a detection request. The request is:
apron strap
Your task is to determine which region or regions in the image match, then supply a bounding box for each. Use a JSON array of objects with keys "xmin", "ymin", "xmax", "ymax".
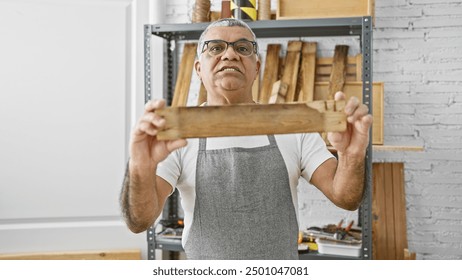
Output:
[{"xmin": 198, "ymin": 138, "xmax": 207, "ymax": 151}]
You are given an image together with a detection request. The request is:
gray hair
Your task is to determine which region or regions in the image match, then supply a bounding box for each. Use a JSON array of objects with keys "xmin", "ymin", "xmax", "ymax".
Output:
[{"xmin": 197, "ymin": 18, "xmax": 258, "ymax": 57}]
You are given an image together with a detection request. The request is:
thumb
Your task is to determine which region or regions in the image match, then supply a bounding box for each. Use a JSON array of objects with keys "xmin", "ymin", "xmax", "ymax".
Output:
[{"xmin": 166, "ymin": 139, "xmax": 188, "ymax": 152}]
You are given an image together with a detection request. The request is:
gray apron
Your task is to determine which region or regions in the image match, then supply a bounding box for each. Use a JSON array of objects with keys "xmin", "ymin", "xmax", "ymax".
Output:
[{"xmin": 184, "ymin": 135, "xmax": 299, "ymax": 259}]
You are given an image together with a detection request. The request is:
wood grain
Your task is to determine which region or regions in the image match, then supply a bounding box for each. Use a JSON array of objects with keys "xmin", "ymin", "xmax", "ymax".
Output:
[
  {"xmin": 156, "ymin": 100, "xmax": 346, "ymax": 140},
  {"xmin": 392, "ymin": 163, "xmax": 407, "ymax": 260},
  {"xmin": 278, "ymin": 41, "xmax": 302, "ymax": 103},
  {"xmin": 197, "ymin": 82, "xmax": 207, "ymax": 105},
  {"xmin": 372, "ymin": 163, "xmax": 409, "ymax": 260},
  {"xmin": 297, "ymin": 42, "xmax": 317, "ymax": 102},
  {"xmin": 259, "ymin": 44, "xmax": 281, "ymax": 104},
  {"xmin": 172, "ymin": 43, "xmax": 197, "ymax": 107},
  {"xmin": 315, "ymin": 55, "xmax": 362, "ymax": 82},
  {"xmin": 327, "ymin": 45, "xmax": 349, "ymax": 100}
]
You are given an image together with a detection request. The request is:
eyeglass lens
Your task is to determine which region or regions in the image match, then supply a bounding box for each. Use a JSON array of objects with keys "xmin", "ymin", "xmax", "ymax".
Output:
[{"xmin": 205, "ymin": 40, "xmax": 255, "ymax": 56}]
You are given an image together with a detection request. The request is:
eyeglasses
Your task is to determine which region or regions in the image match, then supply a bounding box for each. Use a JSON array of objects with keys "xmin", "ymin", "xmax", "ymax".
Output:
[{"xmin": 201, "ymin": 39, "xmax": 258, "ymax": 57}]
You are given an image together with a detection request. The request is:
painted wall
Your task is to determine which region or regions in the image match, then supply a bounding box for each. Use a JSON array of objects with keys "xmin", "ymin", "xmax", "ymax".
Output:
[{"xmin": 0, "ymin": 0, "xmax": 165, "ymax": 259}]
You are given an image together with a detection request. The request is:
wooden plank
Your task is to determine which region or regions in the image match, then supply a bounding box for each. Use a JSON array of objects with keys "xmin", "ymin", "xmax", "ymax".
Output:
[
  {"xmin": 373, "ymin": 145, "xmax": 424, "ymax": 152},
  {"xmin": 327, "ymin": 45, "xmax": 349, "ymax": 100},
  {"xmin": 156, "ymin": 100, "xmax": 346, "ymax": 140},
  {"xmin": 252, "ymin": 73, "xmax": 260, "ymax": 102},
  {"xmin": 268, "ymin": 80, "xmax": 281, "ymax": 104},
  {"xmin": 197, "ymin": 82, "xmax": 207, "ymax": 105},
  {"xmin": 316, "ymin": 55, "xmax": 362, "ymax": 82},
  {"xmin": 297, "ymin": 42, "xmax": 317, "ymax": 102},
  {"xmin": 313, "ymin": 81, "xmax": 384, "ymax": 145},
  {"xmin": 404, "ymin": 248, "xmax": 416, "ymax": 260},
  {"xmin": 172, "ymin": 43, "xmax": 197, "ymax": 107},
  {"xmin": 372, "ymin": 163, "xmax": 387, "ymax": 260},
  {"xmin": 384, "ymin": 163, "xmax": 397, "ymax": 260},
  {"xmin": 0, "ymin": 249, "xmax": 141, "ymax": 260},
  {"xmin": 392, "ymin": 163, "xmax": 407, "ymax": 260},
  {"xmin": 277, "ymin": 41, "xmax": 302, "ymax": 103},
  {"xmin": 373, "ymin": 163, "xmax": 411, "ymax": 260},
  {"xmin": 277, "ymin": 0, "xmax": 375, "ymax": 21},
  {"xmin": 259, "ymin": 44, "xmax": 281, "ymax": 104}
]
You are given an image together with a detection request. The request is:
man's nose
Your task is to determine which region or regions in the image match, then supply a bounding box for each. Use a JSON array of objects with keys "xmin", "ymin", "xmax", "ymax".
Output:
[{"xmin": 221, "ymin": 44, "xmax": 240, "ymax": 60}]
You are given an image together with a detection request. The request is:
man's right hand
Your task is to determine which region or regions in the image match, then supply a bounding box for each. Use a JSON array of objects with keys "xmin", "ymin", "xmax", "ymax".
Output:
[{"xmin": 129, "ymin": 99, "xmax": 187, "ymax": 169}]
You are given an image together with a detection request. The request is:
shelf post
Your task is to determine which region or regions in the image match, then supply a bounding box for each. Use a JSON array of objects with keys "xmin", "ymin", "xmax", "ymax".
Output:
[{"xmin": 360, "ymin": 16, "xmax": 373, "ymax": 260}]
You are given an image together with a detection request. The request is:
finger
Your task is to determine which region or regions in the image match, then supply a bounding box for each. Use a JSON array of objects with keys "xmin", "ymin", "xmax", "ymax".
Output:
[
  {"xmin": 136, "ymin": 121, "xmax": 158, "ymax": 136},
  {"xmin": 166, "ymin": 139, "xmax": 188, "ymax": 152},
  {"xmin": 334, "ymin": 91, "xmax": 346, "ymax": 101},
  {"xmin": 344, "ymin": 96, "xmax": 360, "ymax": 116},
  {"xmin": 140, "ymin": 112, "xmax": 166, "ymax": 128},
  {"xmin": 358, "ymin": 114, "xmax": 373, "ymax": 133},
  {"xmin": 347, "ymin": 104, "xmax": 369, "ymax": 123},
  {"xmin": 144, "ymin": 99, "xmax": 166, "ymax": 113}
]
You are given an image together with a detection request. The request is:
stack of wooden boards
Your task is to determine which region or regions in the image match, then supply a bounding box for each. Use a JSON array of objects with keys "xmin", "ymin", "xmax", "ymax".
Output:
[
  {"xmin": 372, "ymin": 162, "xmax": 416, "ymax": 260},
  {"xmin": 171, "ymin": 41, "xmax": 384, "ymax": 145}
]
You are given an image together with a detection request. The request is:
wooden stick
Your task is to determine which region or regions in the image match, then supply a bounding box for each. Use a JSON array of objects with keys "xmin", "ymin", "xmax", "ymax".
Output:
[
  {"xmin": 156, "ymin": 100, "xmax": 346, "ymax": 140},
  {"xmin": 327, "ymin": 45, "xmax": 349, "ymax": 100},
  {"xmin": 172, "ymin": 43, "xmax": 197, "ymax": 107},
  {"xmin": 259, "ymin": 44, "xmax": 281, "ymax": 104},
  {"xmin": 298, "ymin": 42, "xmax": 317, "ymax": 102},
  {"xmin": 278, "ymin": 41, "xmax": 302, "ymax": 103},
  {"xmin": 197, "ymin": 82, "xmax": 207, "ymax": 105}
]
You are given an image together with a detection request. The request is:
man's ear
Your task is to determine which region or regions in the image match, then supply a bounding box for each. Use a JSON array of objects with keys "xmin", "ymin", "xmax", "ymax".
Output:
[
  {"xmin": 194, "ymin": 60, "xmax": 201, "ymax": 80},
  {"xmin": 255, "ymin": 59, "xmax": 261, "ymax": 80}
]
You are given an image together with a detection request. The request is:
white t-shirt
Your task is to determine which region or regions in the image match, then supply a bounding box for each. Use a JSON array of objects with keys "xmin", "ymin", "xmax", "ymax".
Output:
[{"xmin": 157, "ymin": 133, "xmax": 334, "ymax": 247}]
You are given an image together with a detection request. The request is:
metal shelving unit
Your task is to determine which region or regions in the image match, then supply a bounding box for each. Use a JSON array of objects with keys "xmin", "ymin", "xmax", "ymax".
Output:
[{"xmin": 144, "ymin": 16, "xmax": 373, "ymax": 260}]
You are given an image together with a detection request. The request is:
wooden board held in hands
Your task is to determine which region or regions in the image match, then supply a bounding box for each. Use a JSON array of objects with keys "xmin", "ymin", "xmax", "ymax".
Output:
[{"xmin": 156, "ymin": 100, "xmax": 346, "ymax": 140}]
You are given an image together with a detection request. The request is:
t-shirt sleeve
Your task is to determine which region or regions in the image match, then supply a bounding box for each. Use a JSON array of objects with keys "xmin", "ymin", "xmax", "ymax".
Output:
[
  {"xmin": 300, "ymin": 133, "xmax": 335, "ymax": 182},
  {"xmin": 156, "ymin": 150, "xmax": 181, "ymax": 195}
]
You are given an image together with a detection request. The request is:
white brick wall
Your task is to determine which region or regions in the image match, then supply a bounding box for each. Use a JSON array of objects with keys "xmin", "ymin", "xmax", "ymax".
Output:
[
  {"xmin": 163, "ymin": 0, "xmax": 462, "ymax": 259},
  {"xmin": 374, "ymin": 0, "xmax": 462, "ymax": 260}
]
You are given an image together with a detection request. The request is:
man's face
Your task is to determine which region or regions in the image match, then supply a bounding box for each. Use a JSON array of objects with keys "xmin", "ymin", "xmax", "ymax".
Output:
[{"xmin": 195, "ymin": 26, "xmax": 260, "ymax": 103}]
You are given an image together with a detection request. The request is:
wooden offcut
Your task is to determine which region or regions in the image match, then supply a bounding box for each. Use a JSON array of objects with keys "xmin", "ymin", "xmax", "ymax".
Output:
[
  {"xmin": 327, "ymin": 45, "xmax": 349, "ymax": 100},
  {"xmin": 259, "ymin": 44, "xmax": 281, "ymax": 104},
  {"xmin": 313, "ymin": 81, "xmax": 384, "ymax": 145},
  {"xmin": 252, "ymin": 73, "xmax": 260, "ymax": 102},
  {"xmin": 372, "ymin": 163, "xmax": 411, "ymax": 260},
  {"xmin": 197, "ymin": 82, "xmax": 207, "ymax": 105},
  {"xmin": 276, "ymin": 0, "xmax": 375, "ymax": 21},
  {"xmin": 277, "ymin": 41, "xmax": 302, "ymax": 103},
  {"xmin": 172, "ymin": 43, "xmax": 197, "ymax": 107},
  {"xmin": 297, "ymin": 42, "xmax": 317, "ymax": 102},
  {"xmin": 155, "ymin": 100, "xmax": 346, "ymax": 140},
  {"xmin": 316, "ymin": 54, "xmax": 363, "ymax": 82}
]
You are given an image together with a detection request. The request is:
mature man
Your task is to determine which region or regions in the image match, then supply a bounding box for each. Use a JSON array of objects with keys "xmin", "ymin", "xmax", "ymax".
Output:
[{"xmin": 120, "ymin": 18, "xmax": 373, "ymax": 259}]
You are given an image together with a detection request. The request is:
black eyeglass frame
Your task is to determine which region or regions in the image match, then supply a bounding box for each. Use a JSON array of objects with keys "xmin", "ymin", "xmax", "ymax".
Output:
[{"xmin": 200, "ymin": 39, "xmax": 258, "ymax": 57}]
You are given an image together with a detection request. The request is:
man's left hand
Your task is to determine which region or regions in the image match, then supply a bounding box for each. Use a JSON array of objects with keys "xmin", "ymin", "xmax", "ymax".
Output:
[{"xmin": 328, "ymin": 91, "xmax": 373, "ymax": 157}]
